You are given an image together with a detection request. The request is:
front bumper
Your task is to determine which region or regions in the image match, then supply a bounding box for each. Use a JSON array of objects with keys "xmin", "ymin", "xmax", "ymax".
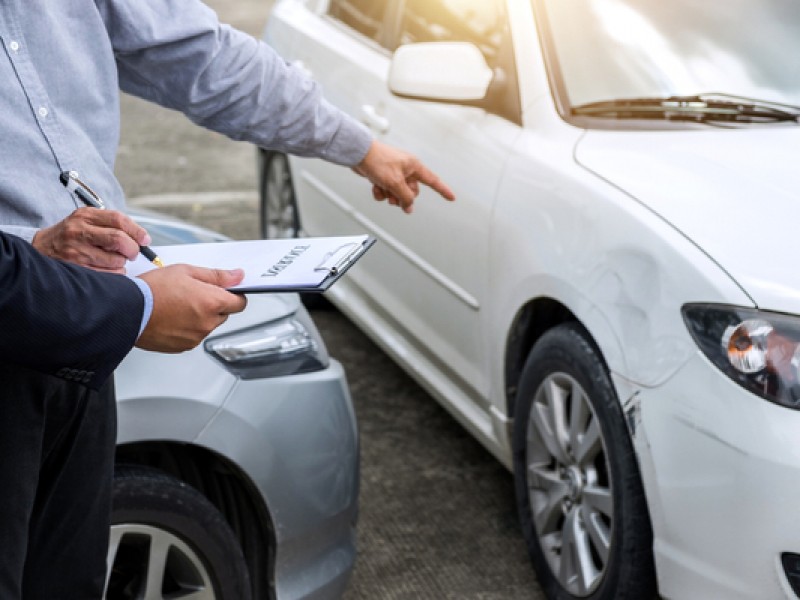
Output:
[
  {"xmin": 634, "ymin": 352, "xmax": 800, "ymax": 600},
  {"xmin": 197, "ymin": 359, "xmax": 360, "ymax": 600}
]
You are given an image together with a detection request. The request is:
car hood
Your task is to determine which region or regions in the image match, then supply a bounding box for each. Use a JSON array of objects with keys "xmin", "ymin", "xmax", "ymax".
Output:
[{"xmin": 575, "ymin": 127, "xmax": 800, "ymax": 314}]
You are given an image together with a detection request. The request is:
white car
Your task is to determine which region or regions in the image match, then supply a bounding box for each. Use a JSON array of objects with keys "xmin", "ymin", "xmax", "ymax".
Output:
[
  {"xmin": 259, "ymin": 1, "xmax": 800, "ymax": 599},
  {"xmin": 107, "ymin": 210, "xmax": 359, "ymax": 600}
]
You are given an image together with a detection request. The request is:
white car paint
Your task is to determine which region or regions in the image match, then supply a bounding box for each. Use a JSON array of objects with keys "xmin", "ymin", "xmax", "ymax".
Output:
[
  {"xmin": 262, "ymin": 0, "xmax": 800, "ymax": 597},
  {"xmin": 575, "ymin": 128, "xmax": 800, "ymax": 313}
]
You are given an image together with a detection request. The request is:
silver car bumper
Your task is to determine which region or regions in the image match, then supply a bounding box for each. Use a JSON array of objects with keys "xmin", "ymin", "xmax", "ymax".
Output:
[{"xmin": 196, "ymin": 359, "xmax": 359, "ymax": 599}]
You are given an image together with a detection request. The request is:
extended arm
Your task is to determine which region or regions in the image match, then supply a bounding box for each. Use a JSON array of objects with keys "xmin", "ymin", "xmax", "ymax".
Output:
[
  {"xmin": 96, "ymin": 0, "xmax": 454, "ymax": 208},
  {"xmin": 97, "ymin": 0, "xmax": 371, "ymax": 166}
]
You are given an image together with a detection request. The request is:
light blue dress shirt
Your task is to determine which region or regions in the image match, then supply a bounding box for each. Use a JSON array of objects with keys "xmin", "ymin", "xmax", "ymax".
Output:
[
  {"xmin": 0, "ymin": 0, "xmax": 372, "ymax": 335},
  {"xmin": 0, "ymin": 0, "xmax": 372, "ymax": 243},
  {"xmin": 126, "ymin": 277, "xmax": 154, "ymax": 337}
]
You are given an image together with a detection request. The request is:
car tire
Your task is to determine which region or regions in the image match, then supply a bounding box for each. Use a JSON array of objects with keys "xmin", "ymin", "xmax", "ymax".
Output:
[
  {"xmin": 106, "ymin": 466, "xmax": 252, "ymax": 600},
  {"xmin": 259, "ymin": 150, "xmax": 300, "ymax": 240},
  {"xmin": 512, "ymin": 324, "xmax": 656, "ymax": 600}
]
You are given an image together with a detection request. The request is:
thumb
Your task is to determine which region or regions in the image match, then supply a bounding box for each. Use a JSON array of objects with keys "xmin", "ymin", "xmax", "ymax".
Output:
[{"xmin": 188, "ymin": 266, "xmax": 246, "ymax": 288}]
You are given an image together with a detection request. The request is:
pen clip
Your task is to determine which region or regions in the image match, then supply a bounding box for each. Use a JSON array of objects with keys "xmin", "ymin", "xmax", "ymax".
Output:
[
  {"xmin": 60, "ymin": 170, "xmax": 106, "ymax": 209},
  {"xmin": 314, "ymin": 242, "xmax": 361, "ymax": 275}
]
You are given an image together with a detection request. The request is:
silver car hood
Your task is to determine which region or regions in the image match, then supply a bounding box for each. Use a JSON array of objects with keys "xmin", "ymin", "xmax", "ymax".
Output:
[{"xmin": 575, "ymin": 127, "xmax": 800, "ymax": 314}]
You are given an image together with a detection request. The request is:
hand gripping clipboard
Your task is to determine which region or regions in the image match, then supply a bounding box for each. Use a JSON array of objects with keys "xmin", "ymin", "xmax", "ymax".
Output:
[{"xmin": 126, "ymin": 235, "xmax": 376, "ymax": 294}]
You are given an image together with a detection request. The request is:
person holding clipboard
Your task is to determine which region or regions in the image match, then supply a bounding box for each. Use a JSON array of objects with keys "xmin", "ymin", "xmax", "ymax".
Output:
[
  {"xmin": 0, "ymin": 1, "xmax": 455, "ymax": 598},
  {"xmin": 0, "ymin": 230, "xmax": 247, "ymax": 599}
]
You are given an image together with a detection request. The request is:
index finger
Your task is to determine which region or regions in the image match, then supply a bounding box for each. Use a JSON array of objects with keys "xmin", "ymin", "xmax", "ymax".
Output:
[
  {"xmin": 85, "ymin": 209, "xmax": 152, "ymax": 247},
  {"xmin": 216, "ymin": 289, "xmax": 248, "ymax": 315},
  {"xmin": 412, "ymin": 164, "xmax": 456, "ymax": 201}
]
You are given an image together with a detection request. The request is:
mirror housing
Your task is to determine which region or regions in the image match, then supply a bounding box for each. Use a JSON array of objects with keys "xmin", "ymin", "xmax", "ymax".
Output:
[{"xmin": 388, "ymin": 42, "xmax": 494, "ymax": 102}]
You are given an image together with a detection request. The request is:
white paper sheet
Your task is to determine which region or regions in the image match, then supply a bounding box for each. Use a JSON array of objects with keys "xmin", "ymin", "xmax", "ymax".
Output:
[{"xmin": 126, "ymin": 234, "xmax": 372, "ymax": 292}]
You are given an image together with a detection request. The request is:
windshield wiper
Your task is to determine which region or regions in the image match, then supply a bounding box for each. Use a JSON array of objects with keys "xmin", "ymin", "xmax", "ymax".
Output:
[{"xmin": 571, "ymin": 93, "xmax": 800, "ymax": 124}]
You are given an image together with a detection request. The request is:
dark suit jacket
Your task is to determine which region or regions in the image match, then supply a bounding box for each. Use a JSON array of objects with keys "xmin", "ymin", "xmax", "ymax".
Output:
[{"xmin": 0, "ymin": 232, "xmax": 143, "ymax": 389}]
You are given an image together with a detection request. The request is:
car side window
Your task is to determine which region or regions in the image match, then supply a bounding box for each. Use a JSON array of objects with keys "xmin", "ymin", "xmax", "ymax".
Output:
[
  {"xmin": 394, "ymin": 0, "xmax": 521, "ymax": 124},
  {"xmin": 328, "ymin": 0, "xmax": 391, "ymax": 46},
  {"xmin": 396, "ymin": 0, "xmax": 508, "ymax": 67}
]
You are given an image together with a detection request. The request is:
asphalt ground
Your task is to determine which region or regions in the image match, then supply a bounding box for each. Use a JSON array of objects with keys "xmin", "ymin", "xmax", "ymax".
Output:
[{"xmin": 118, "ymin": 1, "xmax": 546, "ymax": 597}]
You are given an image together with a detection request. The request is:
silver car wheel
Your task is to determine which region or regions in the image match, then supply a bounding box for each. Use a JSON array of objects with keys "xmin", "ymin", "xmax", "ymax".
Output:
[
  {"xmin": 262, "ymin": 153, "xmax": 298, "ymax": 239},
  {"xmin": 106, "ymin": 523, "xmax": 215, "ymax": 600},
  {"xmin": 525, "ymin": 372, "xmax": 613, "ymax": 597}
]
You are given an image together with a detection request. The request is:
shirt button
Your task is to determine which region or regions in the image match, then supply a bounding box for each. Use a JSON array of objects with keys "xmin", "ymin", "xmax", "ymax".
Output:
[
  {"xmin": 38, "ymin": 106, "xmax": 48, "ymax": 118},
  {"xmin": 9, "ymin": 41, "xmax": 19, "ymax": 52}
]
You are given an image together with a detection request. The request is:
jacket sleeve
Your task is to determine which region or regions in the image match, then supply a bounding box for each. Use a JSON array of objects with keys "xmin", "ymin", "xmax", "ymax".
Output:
[
  {"xmin": 0, "ymin": 232, "xmax": 143, "ymax": 389},
  {"xmin": 94, "ymin": 0, "xmax": 373, "ymax": 167}
]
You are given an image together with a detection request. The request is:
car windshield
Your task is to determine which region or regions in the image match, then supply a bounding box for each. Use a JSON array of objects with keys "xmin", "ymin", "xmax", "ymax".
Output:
[{"xmin": 536, "ymin": 0, "xmax": 800, "ymax": 117}]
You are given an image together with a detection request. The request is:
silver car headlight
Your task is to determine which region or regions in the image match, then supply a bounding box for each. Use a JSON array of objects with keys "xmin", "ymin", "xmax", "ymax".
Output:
[
  {"xmin": 683, "ymin": 303, "xmax": 800, "ymax": 409},
  {"xmin": 204, "ymin": 311, "xmax": 329, "ymax": 380}
]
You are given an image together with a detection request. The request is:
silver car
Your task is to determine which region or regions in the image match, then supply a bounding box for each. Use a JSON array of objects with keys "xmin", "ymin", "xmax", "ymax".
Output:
[{"xmin": 105, "ymin": 210, "xmax": 359, "ymax": 600}]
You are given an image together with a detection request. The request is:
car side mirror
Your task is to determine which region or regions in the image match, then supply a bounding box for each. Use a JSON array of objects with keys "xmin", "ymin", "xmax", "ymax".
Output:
[{"xmin": 388, "ymin": 42, "xmax": 494, "ymax": 103}]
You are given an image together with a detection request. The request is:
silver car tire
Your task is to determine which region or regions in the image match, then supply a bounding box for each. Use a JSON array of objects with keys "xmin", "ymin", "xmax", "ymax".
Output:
[
  {"xmin": 106, "ymin": 466, "xmax": 252, "ymax": 600},
  {"xmin": 259, "ymin": 151, "xmax": 300, "ymax": 240},
  {"xmin": 512, "ymin": 324, "xmax": 656, "ymax": 600}
]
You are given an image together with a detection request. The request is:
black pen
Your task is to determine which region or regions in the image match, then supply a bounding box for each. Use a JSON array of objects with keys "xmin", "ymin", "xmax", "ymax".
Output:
[{"xmin": 59, "ymin": 170, "xmax": 164, "ymax": 268}]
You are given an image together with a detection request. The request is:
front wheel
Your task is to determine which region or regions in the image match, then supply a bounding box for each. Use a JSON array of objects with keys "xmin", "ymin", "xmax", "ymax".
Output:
[
  {"xmin": 512, "ymin": 324, "xmax": 656, "ymax": 600},
  {"xmin": 105, "ymin": 466, "xmax": 252, "ymax": 600}
]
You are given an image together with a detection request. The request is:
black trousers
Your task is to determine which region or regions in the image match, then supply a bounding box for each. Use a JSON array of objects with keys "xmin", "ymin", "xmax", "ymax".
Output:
[{"xmin": 0, "ymin": 363, "xmax": 116, "ymax": 600}]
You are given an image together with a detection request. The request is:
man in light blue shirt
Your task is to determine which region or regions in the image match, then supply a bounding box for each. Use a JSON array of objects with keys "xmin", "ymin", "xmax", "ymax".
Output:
[
  {"xmin": 0, "ymin": 1, "xmax": 454, "ymax": 598},
  {"xmin": 1, "ymin": 0, "xmax": 452, "ymax": 262}
]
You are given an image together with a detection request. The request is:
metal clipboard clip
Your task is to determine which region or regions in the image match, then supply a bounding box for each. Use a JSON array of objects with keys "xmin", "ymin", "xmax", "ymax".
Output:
[{"xmin": 314, "ymin": 242, "xmax": 363, "ymax": 276}]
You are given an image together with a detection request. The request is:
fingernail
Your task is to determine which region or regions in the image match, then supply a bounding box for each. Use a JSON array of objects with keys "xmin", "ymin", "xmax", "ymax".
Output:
[{"xmin": 142, "ymin": 233, "xmax": 152, "ymax": 246}]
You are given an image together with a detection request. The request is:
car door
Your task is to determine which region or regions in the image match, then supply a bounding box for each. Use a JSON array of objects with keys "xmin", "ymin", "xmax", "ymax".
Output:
[
  {"xmin": 289, "ymin": 0, "xmax": 521, "ymax": 415},
  {"xmin": 359, "ymin": 0, "xmax": 522, "ymax": 412}
]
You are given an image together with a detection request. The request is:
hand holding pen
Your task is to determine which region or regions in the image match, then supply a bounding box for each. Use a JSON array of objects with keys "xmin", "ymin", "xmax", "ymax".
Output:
[
  {"xmin": 59, "ymin": 171, "xmax": 164, "ymax": 268},
  {"xmin": 30, "ymin": 172, "xmax": 161, "ymax": 274}
]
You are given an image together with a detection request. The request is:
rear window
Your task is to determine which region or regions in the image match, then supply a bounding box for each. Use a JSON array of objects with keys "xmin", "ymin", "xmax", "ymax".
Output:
[{"xmin": 328, "ymin": 0, "xmax": 390, "ymax": 44}]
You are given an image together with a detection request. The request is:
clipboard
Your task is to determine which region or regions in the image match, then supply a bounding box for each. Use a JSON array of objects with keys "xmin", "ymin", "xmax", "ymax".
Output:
[
  {"xmin": 236, "ymin": 236, "xmax": 376, "ymax": 293},
  {"xmin": 126, "ymin": 235, "xmax": 376, "ymax": 294}
]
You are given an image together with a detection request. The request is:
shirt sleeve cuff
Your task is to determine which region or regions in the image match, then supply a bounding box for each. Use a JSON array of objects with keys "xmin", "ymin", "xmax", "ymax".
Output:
[
  {"xmin": 127, "ymin": 276, "xmax": 154, "ymax": 337},
  {"xmin": 321, "ymin": 110, "xmax": 374, "ymax": 166},
  {"xmin": 0, "ymin": 225, "xmax": 39, "ymax": 244}
]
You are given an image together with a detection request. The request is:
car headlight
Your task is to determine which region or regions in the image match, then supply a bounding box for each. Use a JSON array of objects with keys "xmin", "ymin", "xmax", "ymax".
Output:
[
  {"xmin": 204, "ymin": 312, "xmax": 329, "ymax": 380},
  {"xmin": 683, "ymin": 303, "xmax": 800, "ymax": 409}
]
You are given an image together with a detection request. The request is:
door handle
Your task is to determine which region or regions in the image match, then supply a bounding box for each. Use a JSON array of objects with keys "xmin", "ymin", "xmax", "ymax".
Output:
[{"xmin": 360, "ymin": 104, "xmax": 390, "ymax": 134}]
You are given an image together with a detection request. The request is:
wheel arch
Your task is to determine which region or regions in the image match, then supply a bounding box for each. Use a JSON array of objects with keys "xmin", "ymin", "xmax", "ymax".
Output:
[
  {"xmin": 504, "ymin": 296, "xmax": 616, "ymax": 420},
  {"xmin": 115, "ymin": 440, "xmax": 275, "ymax": 600}
]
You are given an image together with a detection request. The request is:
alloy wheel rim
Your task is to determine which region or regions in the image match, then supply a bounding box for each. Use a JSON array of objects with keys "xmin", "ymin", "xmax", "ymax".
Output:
[
  {"xmin": 525, "ymin": 372, "xmax": 613, "ymax": 596},
  {"xmin": 264, "ymin": 155, "xmax": 297, "ymax": 239},
  {"xmin": 105, "ymin": 523, "xmax": 216, "ymax": 600}
]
